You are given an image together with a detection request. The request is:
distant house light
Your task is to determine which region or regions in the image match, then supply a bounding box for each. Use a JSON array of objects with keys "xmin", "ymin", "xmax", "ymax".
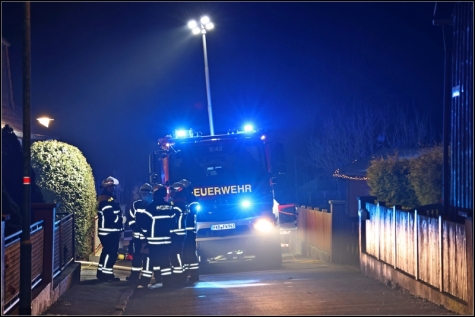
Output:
[{"xmin": 452, "ymin": 85, "xmax": 462, "ymax": 98}]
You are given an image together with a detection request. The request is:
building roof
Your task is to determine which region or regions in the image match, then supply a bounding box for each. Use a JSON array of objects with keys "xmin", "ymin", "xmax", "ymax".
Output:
[
  {"xmin": 298, "ymin": 178, "xmax": 338, "ymax": 192},
  {"xmin": 333, "ymin": 147, "xmax": 421, "ymax": 180},
  {"xmin": 2, "ymin": 38, "xmax": 52, "ymax": 140}
]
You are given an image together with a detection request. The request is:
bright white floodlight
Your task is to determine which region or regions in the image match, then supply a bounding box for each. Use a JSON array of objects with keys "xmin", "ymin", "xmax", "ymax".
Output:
[
  {"xmin": 205, "ymin": 22, "xmax": 214, "ymax": 30},
  {"xmin": 200, "ymin": 16, "xmax": 210, "ymax": 24},
  {"xmin": 188, "ymin": 20, "xmax": 197, "ymax": 29}
]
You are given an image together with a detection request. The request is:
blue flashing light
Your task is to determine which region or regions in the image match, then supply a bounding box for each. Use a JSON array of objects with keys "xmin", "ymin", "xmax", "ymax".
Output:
[
  {"xmin": 243, "ymin": 124, "xmax": 254, "ymax": 132},
  {"xmin": 175, "ymin": 129, "xmax": 193, "ymax": 138},
  {"xmin": 241, "ymin": 199, "xmax": 251, "ymax": 208}
]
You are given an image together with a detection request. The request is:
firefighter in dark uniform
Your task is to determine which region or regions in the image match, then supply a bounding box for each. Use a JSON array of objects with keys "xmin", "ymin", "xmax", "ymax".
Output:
[
  {"xmin": 178, "ymin": 179, "xmax": 200, "ymax": 282},
  {"xmin": 96, "ymin": 176, "xmax": 123, "ymax": 282},
  {"xmin": 126, "ymin": 183, "xmax": 153, "ymax": 281},
  {"xmin": 137, "ymin": 184, "xmax": 179, "ymax": 287},
  {"xmin": 169, "ymin": 182, "xmax": 188, "ymax": 285}
]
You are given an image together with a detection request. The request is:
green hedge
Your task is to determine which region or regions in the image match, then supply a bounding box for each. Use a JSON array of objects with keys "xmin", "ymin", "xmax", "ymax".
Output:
[
  {"xmin": 366, "ymin": 146, "xmax": 443, "ymax": 209},
  {"xmin": 31, "ymin": 140, "xmax": 97, "ymax": 260},
  {"xmin": 408, "ymin": 146, "xmax": 443, "ymax": 206},
  {"xmin": 367, "ymin": 155, "xmax": 419, "ymax": 209}
]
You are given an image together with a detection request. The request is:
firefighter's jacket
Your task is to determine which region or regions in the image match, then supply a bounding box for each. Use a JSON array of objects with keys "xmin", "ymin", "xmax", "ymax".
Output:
[
  {"xmin": 184, "ymin": 201, "xmax": 199, "ymax": 239},
  {"xmin": 170, "ymin": 199, "xmax": 187, "ymax": 240},
  {"xmin": 97, "ymin": 190, "xmax": 124, "ymax": 236},
  {"xmin": 137, "ymin": 199, "xmax": 180, "ymax": 246},
  {"xmin": 127, "ymin": 199, "xmax": 149, "ymax": 240}
]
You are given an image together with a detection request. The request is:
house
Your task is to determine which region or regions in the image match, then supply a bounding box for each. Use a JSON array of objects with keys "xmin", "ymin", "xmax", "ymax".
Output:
[
  {"xmin": 297, "ymin": 178, "xmax": 338, "ymax": 209},
  {"xmin": 333, "ymin": 147, "xmax": 420, "ymax": 216},
  {"xmin": 1, "ymin": 37, "xmax": 51, "ymax": 141}
]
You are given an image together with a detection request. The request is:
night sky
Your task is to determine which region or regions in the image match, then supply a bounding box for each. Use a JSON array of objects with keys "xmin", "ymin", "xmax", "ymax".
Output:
[{"xmin": 2, "ymin": 2, "xmax": 445, "ymax": 188}]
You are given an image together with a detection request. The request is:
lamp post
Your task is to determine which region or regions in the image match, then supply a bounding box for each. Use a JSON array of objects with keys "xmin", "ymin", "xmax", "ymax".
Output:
[
  {"xmin": 20, "ymin": 2, "xmax": 32, "ymax": 314},
  {"xmin": 37, "ymin": 117, "xmax": 54, "ymax": 128},
  {"xmin": 188, "ymin": 16, "xmax": 215, "ymax": 136}
]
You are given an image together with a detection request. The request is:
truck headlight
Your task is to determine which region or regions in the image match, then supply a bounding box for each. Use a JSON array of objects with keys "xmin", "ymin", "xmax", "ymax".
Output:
[{"xmin": 253, "ymin": 218, "xmax": 273, "ymax": 233}]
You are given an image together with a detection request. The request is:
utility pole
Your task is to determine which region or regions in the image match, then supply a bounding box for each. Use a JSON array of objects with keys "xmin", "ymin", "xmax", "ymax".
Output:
[{"xmin": 19, "ymin": 2, "xmax": 32, "ymax": 315}]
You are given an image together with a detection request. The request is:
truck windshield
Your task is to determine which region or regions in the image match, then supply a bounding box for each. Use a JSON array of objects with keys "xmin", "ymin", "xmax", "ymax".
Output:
[{"xmin": 169, "ymin": 140, "xmax": 267, "ymax": 186}]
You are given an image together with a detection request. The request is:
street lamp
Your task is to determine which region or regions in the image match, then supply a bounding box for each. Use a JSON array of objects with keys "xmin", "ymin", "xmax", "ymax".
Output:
[
  {"xmin": 37, "ymin": 117, "xmax": 54, "ymax": 128},
  {"xmin": 188, "ymin": 16, "xmax": 215, "ymax": 136}
]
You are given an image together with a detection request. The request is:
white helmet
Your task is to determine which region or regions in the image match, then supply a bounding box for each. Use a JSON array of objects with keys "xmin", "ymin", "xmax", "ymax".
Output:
[
  {"xmin": 180, "ymin": 179, "xmax": 191, "ymax": 188},
  {"xmin": 139, "ymin": 183, "xmax": 153, "ymax": 192},
  {"xmin": 101, "ymin": 176, "xmax": 119, "ymax": 188}
]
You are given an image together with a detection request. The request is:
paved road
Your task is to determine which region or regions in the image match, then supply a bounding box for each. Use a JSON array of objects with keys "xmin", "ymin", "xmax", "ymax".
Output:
[{"xmin": 122, "ymin": 254, "xmax": 458, "ymax": 315}]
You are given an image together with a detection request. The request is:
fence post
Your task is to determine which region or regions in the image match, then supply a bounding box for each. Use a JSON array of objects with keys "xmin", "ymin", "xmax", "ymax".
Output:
[
  {"xmin": 393, "ymin": 205, "xmax": 398, "ymax": 269},
  {"xmin": 465, "ymin": 218, "xmax": 473, "ymax": 315},
  {"xmin": 414, "ymin": 209, "xmax": 419, "ymax": 281},
  {"xmin": 357, "ymin": 197, "xmax": 376, "ymax": 256},
  {"xmin": 1, "ymin": 217, "xmax": 7, "ymax": 315},
  {"xmin": 376, "ymin": 201, "xmax": 386, "ymax": 261},
  {"xmin": 438, "ymin": 215, "xmax": 443, "ymax": 292}
]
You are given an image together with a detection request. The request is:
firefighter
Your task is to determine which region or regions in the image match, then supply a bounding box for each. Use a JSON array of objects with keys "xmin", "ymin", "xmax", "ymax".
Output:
[
  {"xmin": 125, "ymin": 183, "xmax": 153, "ymax": 281},
  {"xmin": 96, "ymin": 176, "xmax": 123, "ymax": 282},
  {"xmin": 137, "ymin": 184, "xmax": 179, "ymax": 287},
  {"xmin": 169, "ymin": 182, "xmax": 188, "ymax": 285},
  {"xmin": 178, "ymin": 179, "xmax": 200, "ymax": 282}
]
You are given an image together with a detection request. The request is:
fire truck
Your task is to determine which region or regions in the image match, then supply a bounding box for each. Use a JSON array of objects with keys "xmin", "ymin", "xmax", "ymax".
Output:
[{"xmin": 149, "ymin": 125, "xmax": 286, "ymax": 268}]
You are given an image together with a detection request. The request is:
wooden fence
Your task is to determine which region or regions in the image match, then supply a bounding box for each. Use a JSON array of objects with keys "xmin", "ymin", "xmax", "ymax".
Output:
[
  {"xmin": 362, "ymin": 199, "xmax": 472, "ymax": 305},
  {"xmin": 295, "ymin": 201, "xmax": 359, "ymax": 264}
]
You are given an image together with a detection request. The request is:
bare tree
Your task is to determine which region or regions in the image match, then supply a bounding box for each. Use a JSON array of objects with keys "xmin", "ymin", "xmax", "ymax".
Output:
[{"xmin": 306, "ymin": 102, "xmax": 436, "ymax": 198}]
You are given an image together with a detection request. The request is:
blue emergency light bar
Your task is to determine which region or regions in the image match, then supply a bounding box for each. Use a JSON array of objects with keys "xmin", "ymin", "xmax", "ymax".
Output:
[
  {"xmin": 174, "ymin": 124, "xmax": 259, "ymax": 139},
  {"xmin": 174, "ymin": 129, "xmax": 194, "ymax": 138}
]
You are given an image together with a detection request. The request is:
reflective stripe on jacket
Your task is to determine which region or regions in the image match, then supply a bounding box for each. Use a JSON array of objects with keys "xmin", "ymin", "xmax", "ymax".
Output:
[
  {"xmin": 137, "ymin": 200, "xmax": 180, "ymax": 245},
  {"xmin": 97, "ymin": 193, "xmax": 124, "ymax": 235}
]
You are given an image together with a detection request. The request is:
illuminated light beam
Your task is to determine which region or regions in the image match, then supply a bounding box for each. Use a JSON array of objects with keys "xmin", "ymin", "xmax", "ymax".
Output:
[{"xmin": 193, "ymin": 280, "xmax": 269, "ymax": 289}]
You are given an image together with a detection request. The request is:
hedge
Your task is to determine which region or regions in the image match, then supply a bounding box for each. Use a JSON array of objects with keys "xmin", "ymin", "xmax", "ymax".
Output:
[{"xmin": 31, "ymin": 140, "xmax": 97, "ymax": 260}]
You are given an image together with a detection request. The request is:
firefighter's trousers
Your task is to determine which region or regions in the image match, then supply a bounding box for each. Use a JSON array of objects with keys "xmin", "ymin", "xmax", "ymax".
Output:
[
  {"xmin": 170, "ymin": 236, "xmax": 186, "ymax": 283},
  {"xmin": 139, "ymin": 244, "xmax": 173, "ymax": 285},
  {"xmin": 182, "ymin": 234, "xmax": 199, "ymax": 280},
  {"xmin": 128, "ymin": 237, "xmax": 145, "ymax": 280},
  {"xmin": 97, "ymin": 231, "xmax": 121, "ymax": 279}
]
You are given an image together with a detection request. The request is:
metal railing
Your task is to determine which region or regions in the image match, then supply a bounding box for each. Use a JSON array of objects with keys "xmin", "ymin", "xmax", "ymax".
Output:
[
  {"xmin": 2, "ymin": 206, "xmax": 75, "ymax": 314},
  {"xmin": 3, "ymin": 221, "xmax": 44, "ymax": 314}
]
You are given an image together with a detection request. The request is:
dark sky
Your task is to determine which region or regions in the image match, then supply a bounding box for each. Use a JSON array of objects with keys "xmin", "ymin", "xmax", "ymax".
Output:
[{"xmin": 2, "ymin": 2, "xmax": 445, "ymax": 187}]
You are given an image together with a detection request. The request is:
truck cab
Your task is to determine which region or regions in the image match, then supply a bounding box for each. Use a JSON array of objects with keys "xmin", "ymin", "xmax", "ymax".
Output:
[{"xmin": 149, "ymin": 127, "xmax": 285, "ymax": 268}]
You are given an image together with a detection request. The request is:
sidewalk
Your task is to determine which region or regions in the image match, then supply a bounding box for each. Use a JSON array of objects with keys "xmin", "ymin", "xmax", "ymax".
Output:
[{"xmin": 42, "ymin": 260, "xmax": 136, "ymax": 316}]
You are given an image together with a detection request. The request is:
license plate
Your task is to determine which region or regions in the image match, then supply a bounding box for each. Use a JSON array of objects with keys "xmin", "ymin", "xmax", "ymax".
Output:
[{"xmin": 210, "ymin": 223, "xmax": 236, "ymax": 230}]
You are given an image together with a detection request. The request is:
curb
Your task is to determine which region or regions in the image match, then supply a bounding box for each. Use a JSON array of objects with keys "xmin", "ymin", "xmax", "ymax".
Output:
[
  {"xmin": 77, "ymin": 260, "xmax": 132, "ymax": 272},
  {"xmin": 77, "ymin": 260, "xmax": 136, "ymax": 315},
  {"xmin": 114, "ymin": 288, "xmax": 135, "ymax": 314}
]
